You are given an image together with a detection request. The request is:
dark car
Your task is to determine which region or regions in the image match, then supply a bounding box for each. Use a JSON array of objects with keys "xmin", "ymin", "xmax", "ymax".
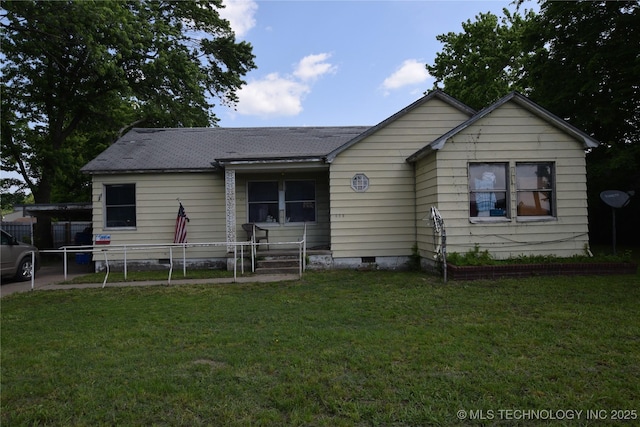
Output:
[{"xmin": 1, "ymin": 229, "xmax": 40, "ymax": 282}]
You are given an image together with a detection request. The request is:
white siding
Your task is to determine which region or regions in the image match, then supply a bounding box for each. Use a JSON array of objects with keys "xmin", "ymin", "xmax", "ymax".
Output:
[
  {"xmin": 90, "ymin": 172, "xmax": 227, "ymax": 261},
  {"xmin": 330, "ymin": 98, "xmax": 470, "ymax": 259},
  {"xmin": 420, "ymin": 101, "xmax": 590, "ymax": 260}
]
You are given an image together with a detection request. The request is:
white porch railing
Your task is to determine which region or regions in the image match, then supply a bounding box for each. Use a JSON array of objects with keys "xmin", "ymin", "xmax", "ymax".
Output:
[{"xmin": 33, "ymin": 237, "xmax": 307, "ymax": 290}]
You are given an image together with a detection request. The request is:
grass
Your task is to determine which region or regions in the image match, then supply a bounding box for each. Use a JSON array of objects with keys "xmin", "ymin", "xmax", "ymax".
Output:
[
  {"xmin": 448, "ymin": 244, "xmax": 638, "ymax": 266},
  {"xmin": 2, "ymin": 271, "xmax": 639, "ymax": 426},
  {"xmin": 61, "ymin": 267, "xmax": 236, "ymax": 284}
]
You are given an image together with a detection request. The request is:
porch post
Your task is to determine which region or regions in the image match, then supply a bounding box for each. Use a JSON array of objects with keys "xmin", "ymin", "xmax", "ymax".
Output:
[{"xmin": 225, "ymin": 169, "xmax": 236, "ymax": 252}]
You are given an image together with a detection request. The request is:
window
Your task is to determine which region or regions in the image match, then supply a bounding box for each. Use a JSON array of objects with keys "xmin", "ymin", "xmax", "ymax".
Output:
[
  {"xmin": 516, "ymin": 163, "xmax": 555, "ymax": 217},
  {"xmin": 248, "ymin": 181, "xmax": 279, "ymax": 223},
  {"xmin": 469, "ymin": 163, "xmax": 508, "ymax": 218},
  {"xmin": 351, "ymin": 173, "xmax": 369, "ymax": 192},
  {"xmin": 105, "ymin": 184, "xmax": 136, "ymax": 227},
  {"xmin": 247, "ymin": 179, "xmax": 317, "ymax": 224},
  {"xmin": 285, "ymin": 180, "xmax": 316, "ymax": 222},
  {"xmin": 1, "ymin": 231, "xmax": 11, "ymax": 245}
]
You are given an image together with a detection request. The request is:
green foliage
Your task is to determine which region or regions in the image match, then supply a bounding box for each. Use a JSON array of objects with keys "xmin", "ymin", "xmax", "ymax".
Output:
[
  {"xmin": 426, "ymin": 8, "xmax": 537, "ymax": 110},
  {"xmin": 406, "ymin": 242, "xmax": 422, "ymax": 271},
  {"xmin": 588, "ymin": 248, "xmax": 634, "ymax": 264},
  {"xmin": 447, "ymin": 244, "xmax": 495, "ymax": 266},
  {"xmin": 447, "ymin": 244, "xmax": 634, "ymax": 266},
  {"xmin": 1, "ymin": 0, "xmax": 256, "ymax": 206},
  {"xmin": 525, "ymin": 1, "xmax": 640, "ymax": 149},
  {"xmin": 0, "ymin": 178, "xmax": 28, "ymax": 212}
]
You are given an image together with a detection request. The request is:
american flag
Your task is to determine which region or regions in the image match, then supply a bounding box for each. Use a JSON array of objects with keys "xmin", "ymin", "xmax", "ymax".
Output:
[{"xmin": 174, "ymin": 203, "xmax": 189, "ymax": 243}]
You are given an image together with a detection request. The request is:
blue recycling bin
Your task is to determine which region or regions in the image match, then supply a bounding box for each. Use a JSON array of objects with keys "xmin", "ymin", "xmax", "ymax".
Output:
[{"xmin": 75, "ymin": 253, "xmax": 90, "ymax": 265}]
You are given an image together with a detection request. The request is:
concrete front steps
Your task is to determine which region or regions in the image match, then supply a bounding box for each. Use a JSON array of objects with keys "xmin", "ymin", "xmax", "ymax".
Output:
[
  {"xmin": 231, "ymin": 248, "xmax": 332, "ymax": 274},
  {"xmin": 254, "ymin": 250, "xmax": 303, "ymax": 275}
]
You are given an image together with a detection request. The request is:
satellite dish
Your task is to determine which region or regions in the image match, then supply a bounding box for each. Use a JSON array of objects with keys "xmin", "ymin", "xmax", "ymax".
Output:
[
  {"xmin": 600, "ymin": 190, "xmax": 632, "ymax": 256},
  {"xmin": 600, "ymin": 190, "xmax": 631, "ymax": 209}
]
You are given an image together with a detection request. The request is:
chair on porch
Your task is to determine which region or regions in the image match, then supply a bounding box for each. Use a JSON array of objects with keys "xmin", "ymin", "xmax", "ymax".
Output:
[{"xmin": 242, "ymin": 223, "xmax": 269, "ymax": 250}]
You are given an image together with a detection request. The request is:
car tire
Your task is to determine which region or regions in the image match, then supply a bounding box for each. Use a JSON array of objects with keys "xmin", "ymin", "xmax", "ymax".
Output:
[{"xmin": 15, "ymin": 257, "xmax": 34, "ymax": 281}]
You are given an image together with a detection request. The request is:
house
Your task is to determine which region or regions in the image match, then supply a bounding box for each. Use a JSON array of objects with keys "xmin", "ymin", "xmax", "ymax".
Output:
[{"xmin": 80, "ymin": 90, "xmax": 599, "ymax": 271}]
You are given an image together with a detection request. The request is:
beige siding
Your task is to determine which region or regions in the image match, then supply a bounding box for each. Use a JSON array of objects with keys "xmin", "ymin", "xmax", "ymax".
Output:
[
  {"xmin": 330, "ymin": 98, "xmax": 470, "ymax": 259},
  {"xmin": 91, "ymin": 170, "xmax": 330, "ymax": 264},
  {"xmin": 423, "ymin": 102, "xmax": 590, "ymax": 260},
  {"xmin": 415, "ymin": 153, "xmax": 439, "ymax": 261},
  {"xmin": 234, "ymin": 171, "xmax": 330, "ymax": 249},
  {"xmin": 91, "ymin": 172, "xmax": 227, "ymax": 261}
]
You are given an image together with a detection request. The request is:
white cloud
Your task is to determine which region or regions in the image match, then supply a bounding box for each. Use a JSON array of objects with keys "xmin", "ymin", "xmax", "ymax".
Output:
[
  {"xmin": 381, "ymin": 59, "xmax": 430, "ymax": 93},
  {"xmin": 235, "ymin": 73, "xmax": 311, "ymax": 117},
  {"xmin": 293, "ymin": 53, "xmax": 337, "ymax": 81},
  {"xmin": 219, "ymin": 0, "xmax": 258, "ymax": 39},
  {"xmin": 234, "ymin": 53, "xmax": 336, "ymax": 118}
]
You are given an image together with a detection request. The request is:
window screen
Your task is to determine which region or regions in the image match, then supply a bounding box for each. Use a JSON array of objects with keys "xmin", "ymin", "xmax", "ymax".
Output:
[{"xmin": 105, "ymin": 184, "xmax": 136, "ymax": 227}]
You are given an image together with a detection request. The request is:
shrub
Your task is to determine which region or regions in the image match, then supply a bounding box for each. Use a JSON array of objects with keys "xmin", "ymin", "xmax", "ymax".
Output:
[
  {"xmin": 447, "ymin": 245, "xmax": 495, "ymax": 266},
  {"xmin": 447, "ymin": 245, "xmax": 634, "ymax": 266},
  {"xmin": 407, "ymin": 242, "xmax": 422, "ymax": 271}
]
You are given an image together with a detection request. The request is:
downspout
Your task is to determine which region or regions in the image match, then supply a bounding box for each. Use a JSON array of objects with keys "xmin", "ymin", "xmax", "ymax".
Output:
[
  {"xmin": 324, "ymin": 156, "xmax": 333, "ymax": 253},
  {"xmin": 412, "ymin": 161, "xmax": 418, "ymax": 245}
]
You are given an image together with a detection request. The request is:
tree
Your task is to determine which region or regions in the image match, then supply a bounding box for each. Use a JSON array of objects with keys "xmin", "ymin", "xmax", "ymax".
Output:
[
  {"xmin": 427, "ymin": 0, "xmax": 640, "ymax": 246},
  {"xmin": 522, "ymin": 1, "xmax": 640, "ymax": 245},
  {"xmin": 426, "ymin": 8, "xmax": 537, "ymax": 110},
  {"xmin": 1, "ymin": 0, "xmax": 256, "ymax": 247},
  {"xmin": 524, "ymin": 1, "xmax": 639, "ymax": 147}
]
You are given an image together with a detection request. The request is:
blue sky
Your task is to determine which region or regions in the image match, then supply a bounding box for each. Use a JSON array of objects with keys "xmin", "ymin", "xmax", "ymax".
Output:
[{"xmin": 216, "ymin": 0, "xmax": 536, "ymax": 128}]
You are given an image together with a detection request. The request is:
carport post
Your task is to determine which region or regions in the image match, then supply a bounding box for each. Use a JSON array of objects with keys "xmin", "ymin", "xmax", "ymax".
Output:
[{"xmin": 30, "ymin": 251, "xmax": 35, "ymax": 291}]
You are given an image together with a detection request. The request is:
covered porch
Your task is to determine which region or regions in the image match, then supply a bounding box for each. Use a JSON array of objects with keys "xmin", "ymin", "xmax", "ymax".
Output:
[{"xmin": 218, "ymin": 160, "xmax": 332, "ymax": 252}]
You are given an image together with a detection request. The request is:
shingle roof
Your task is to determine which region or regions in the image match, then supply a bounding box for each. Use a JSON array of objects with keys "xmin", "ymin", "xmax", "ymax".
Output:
[{"xmin": 81, "ymin": 126, "xmax": 370, "ymax": 174}]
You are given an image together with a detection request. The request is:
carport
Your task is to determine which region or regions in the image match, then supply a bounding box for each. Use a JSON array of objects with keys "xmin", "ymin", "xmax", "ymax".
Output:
[{"xmin": 6, "ymin": 203, "xmax": 92, "ymax": 248}]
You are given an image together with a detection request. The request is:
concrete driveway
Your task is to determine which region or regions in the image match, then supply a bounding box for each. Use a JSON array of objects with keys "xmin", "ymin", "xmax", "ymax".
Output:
[{"xmin": 1, "ymin": 261, "xmax": 93, "ymax": 298}]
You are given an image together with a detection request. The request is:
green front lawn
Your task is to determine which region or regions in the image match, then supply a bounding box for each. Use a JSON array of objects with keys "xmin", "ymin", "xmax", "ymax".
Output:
[
  {"xmin": 2, "ymin": 271, "xmax": 639, "ymax": 426},
  {"xmin": 62, "ymin": 267, "xmax": 236, "ymax": 284}
]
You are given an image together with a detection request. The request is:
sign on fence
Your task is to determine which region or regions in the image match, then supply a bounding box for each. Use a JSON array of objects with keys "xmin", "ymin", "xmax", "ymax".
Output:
[{"xmin": 95, "ymin": 234, "xmax": 111, "ymax": 245}]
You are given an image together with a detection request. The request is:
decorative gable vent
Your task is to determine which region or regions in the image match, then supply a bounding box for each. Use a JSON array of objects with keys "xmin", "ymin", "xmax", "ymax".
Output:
[{"xmin": 351, "ymin": 173, "xmax": 369, "ymax": 192}]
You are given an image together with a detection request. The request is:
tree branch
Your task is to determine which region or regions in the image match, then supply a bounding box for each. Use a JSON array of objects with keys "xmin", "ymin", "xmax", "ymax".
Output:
[
  {"xmin": 2, "ymin": 131, "xmax": 37, "ymax": 195},
  {"xmin": 117, "ymin": 118, "xmax": 148, "ymax": 139}
]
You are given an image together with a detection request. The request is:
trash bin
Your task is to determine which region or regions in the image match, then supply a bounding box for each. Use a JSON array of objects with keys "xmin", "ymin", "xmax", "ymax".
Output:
[{"xmin": 75, "ymin": 253, "xmax": 90, "ymax": 265}]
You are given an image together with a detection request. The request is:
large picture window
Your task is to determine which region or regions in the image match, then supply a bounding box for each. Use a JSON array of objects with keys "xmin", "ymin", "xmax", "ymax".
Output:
[
  {"xmin": 285, "ymin": 180, "xmax": 316, "ymax": 222},
  {"xmin": 516, "ymin": 163, "xmax": 555, "ymax": 217},
  {"xmin": 248, "ymin": 181, "xmax": 279, "ymax": 223},
  {"xmin": 105, "ymin": 184, "xmax": 136, "ymax": 228},
  {"xmin": 469, "ymin": 163, "xmax": 508, "ymax": 218}
]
